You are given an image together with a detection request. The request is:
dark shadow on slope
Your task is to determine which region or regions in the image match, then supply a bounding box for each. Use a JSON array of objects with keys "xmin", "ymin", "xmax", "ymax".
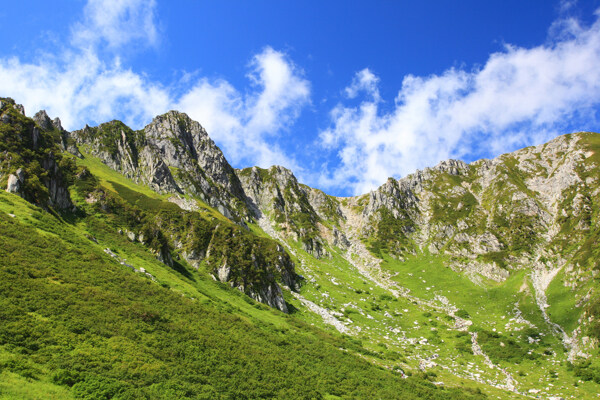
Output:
[
  {"xmin": 108, "ymin": 181, "xmax": 180, "ymax": 213},
  {"xmin": 170, "ymin": 258, "xmax": 195, "ymax": 281}
]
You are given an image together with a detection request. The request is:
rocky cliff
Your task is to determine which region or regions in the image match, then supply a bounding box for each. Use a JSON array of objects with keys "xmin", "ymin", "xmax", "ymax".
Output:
[
  {"xmin": 70, "ymin": 111, "xmax": 249, "ymax": 221},
  {"xmin": 0, "ymin": 98, "xmax": 75, "ymax": 211},
  {"xmin": 348, "ymin": 133, "xmax": 599, "ymax": 278},
  {"xmin": 237, "ymin": 165, "xmax": 336, "ymax": 258}
]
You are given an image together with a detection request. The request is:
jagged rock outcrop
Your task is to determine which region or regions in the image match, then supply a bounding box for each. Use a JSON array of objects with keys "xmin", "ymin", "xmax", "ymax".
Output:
[
  {"xmin": 33, "ymin": 109, "xmax": 82, "ymax": 157},
  {"xmin": 70, "ymin": 111, "xmax": 249, "ymax": 221},
  {"xmin": 144, "ymin": 111, "xmax": 247, "ymax": 209},
  {"xmin": 333, "ymin": 133, "xmax": 598, "ymax": 285},
  {"xmin": 33, "ymin": 110, "xmax": 54, "ymax": 131},
  {"xmin": 207, "ymin": 239, "xmax": 296, "ymax": 313},
  {"xmin": 237, "ymin": 165, "xmax": 331, "ymax": 258},
  {"xmin": 0, "ymin": 99, "xmax": 75, "ymax": 210},
  {"xmin": 6, "ymin": 168, "xmax": 25, "ymax": 194}
]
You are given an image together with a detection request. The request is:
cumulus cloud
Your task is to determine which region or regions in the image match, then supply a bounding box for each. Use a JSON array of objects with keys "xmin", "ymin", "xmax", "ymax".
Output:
[
  {"xmin": 176, "ymin": 47, "xmax": 310, "ymax": 168},
  {"xmin": 0, "ymin": 0, "xmax": 167, "ymax": 129},
  {"xmin": 344, "ymin": 68, "xmax": 380, "ymax": 101},
  {"xmin": 319, "ymin": 11, "xmax": 600, "ymax": 195},
  {"xmin": 0, "ymin": 50, "xmax": 170, "ymax": 130}
]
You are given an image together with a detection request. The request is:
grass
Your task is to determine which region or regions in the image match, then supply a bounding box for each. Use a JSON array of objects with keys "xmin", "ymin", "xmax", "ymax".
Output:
[
  {"xmin": 545, "ymin": 268, "xmax": 584, "ymax": 334},
  {"xmin": 0, "ymin": 190, "xmax": 482, "ymax": 399},
  {"xmin": 77, "ymin": 147, "xmax": 164, "ymax": 199},
  {"xmin": 0, "ymin": 371, "xmax": 74, "ymax": 399},
  {"xmin": 274, "ymin": 234, "xmax": 599, "ymax": 398}
]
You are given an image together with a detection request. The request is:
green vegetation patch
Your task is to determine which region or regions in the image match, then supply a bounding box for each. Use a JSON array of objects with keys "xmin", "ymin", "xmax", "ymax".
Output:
[{"xmin": 0, "ymin": 204, "xmax": 484, "ymax": 400}]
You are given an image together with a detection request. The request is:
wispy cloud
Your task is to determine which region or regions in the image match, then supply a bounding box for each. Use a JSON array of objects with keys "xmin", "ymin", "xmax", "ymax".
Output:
[
  {"xmin": 319, "ymin": 10, "xmax": 600, "ymax": 195},
  {"xmin": 71, "ymin": 0, "xmax": 159, "ymax": 49},
  {"xmin": 176, "ymin": 47, "xmax": 310, "ymax": 168},
  {"xmin": 344, "ymin": 68, "xmax": 380, "ymax": 101}
]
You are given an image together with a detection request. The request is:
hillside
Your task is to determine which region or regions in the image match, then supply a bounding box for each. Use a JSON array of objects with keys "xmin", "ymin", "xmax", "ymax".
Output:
[{"xmin": 1, "ymin": 96, "xmax": 599, "ymax": 399}]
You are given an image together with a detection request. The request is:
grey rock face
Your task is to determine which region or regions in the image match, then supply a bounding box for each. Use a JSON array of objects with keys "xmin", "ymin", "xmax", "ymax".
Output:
[
  {"xmin": 433, "ymin": 159, "xmax": 469, "ymax": 175},
  {"xmin": 363, "ymin": 178, "xmax": 419, "ymax": 218},
  {"xmin": 330, "ymin": 132, "xmax": 600, "ymax": 286},
  {"xmin": 144, "ymin": 111, "xmax": 248, "ymax": 215},
  {"xmin": 41, "ymin": 154, "xmax": 74, "ymax": 210},
  {"xmin": 71, "ymin": 111, "xmax": 249, "ymax": 220},
  {"xmin": 206, "ymin": 237, "xmax": 296, "ymax": 313},
  {"xmin": 52, "ymin": 117, "xmax": 63, "ymax": 131},
  {"xmin": 33, "ymin": 110, "xmax": 54, "ymax": 131},
  {"xmin": 1, "ymin": 103, "xmax": 75, "ymax": 211},
  {"xmin": 237, "ymin": 166, "xmax": 311, "ymax": 219},
  {"xmin": 139, "ymin": 148, "xmax": 181, "ymax": 194},
  {"xmin": 15, "ymin": 168, "xmax": 25, "ymax": 183},
  {"xmin": 237, "ymin": 165, "xmax": 331, "ymax": 258},
  {"xmin": 332, "ymin": 226, "xmax": 351, "ymax": 249},
  {"xmin": 6, "ymin": 169, "xmax": 24, "ymax": 194},
  {"xmin": 32, "ymin": 110, "xmax": 82, "ymax": 157},
  {"xmin": 32, "ymin": 127, "xmax": 40, "ymax": 150}
]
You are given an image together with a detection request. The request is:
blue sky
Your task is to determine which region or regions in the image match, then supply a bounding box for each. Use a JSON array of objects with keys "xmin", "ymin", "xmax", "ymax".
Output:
[{"xmin": 1, "ymin": 0, "xmax": 600, "ymax": 195}]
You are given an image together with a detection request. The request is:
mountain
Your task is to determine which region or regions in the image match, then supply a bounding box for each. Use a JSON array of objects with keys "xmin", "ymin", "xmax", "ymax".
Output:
[{"xmin": 1, "ymin": 96, "xmax": 599, "ymax": 399}]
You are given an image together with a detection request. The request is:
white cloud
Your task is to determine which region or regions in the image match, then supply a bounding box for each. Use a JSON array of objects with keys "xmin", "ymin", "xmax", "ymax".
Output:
[
  {"xmin": 0, "ymin": 50, "xmax": 171, "ymax": 130},
  {"xmin": 71, "ymin": 0, "xmax": 159, "ymax": 49},
  {"xmin": 176, "ymin": 47, "xmax": 310, "ymax": 168},
  {"xmin": 319, "ymin": 11, "xmax": 600, "ymax": 195},
  {"xmin": 344, "ymin": 68, "xmax": 380, "ymax": 101},
  {"xmin": 0, "ymin": 0, "xmax": 167, "ymax": 129},
  {"xmin": 559, "ymin": 0, "xmax": 577, "ymax": 13}
]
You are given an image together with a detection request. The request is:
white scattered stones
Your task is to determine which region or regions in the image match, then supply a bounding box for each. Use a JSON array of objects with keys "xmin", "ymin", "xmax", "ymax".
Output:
[
  {"xmin": 291, "ymin": 292, "xmax": 354, "ymax": 335},
  {"xmin": 103, "ymin": 248, "xmax": 156, "ymax": 281}
]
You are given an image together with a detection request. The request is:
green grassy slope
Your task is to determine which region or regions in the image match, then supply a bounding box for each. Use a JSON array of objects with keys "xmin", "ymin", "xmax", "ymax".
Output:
[
  {"xmin": 279, "ymin": 233, "xmax": 600, "ymax": 399},
  {"xmin": 0, "ymin": 186, "xmax": 483, "ymax": 399}
]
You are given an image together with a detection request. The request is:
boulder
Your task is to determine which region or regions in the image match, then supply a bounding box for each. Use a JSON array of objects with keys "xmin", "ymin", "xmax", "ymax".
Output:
[{"xmin": 6, "ymin": 168, "xmax": 25, "ymax": 194}]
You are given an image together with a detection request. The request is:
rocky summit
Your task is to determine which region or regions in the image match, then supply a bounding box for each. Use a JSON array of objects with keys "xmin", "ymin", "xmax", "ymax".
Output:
[{"xmin": 1, "ymin": 96, "xmax": 600, "ymax": 399}]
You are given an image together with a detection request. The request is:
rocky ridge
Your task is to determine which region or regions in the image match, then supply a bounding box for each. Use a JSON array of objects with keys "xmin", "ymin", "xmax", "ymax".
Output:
[
  {"xmin": 70, "ymin": 111, "xmax": 249, "ymax": 221},
  {"xmin": 61, "ymin": 107, "xmax": 599, "ymax": 345},
  {"xmin": 0, "ymin": 98, "xmax": 75, "ymax": 211},
  {"xmin": 232, "ymin": 131, "xmax": 599, "ymax": 358}
]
